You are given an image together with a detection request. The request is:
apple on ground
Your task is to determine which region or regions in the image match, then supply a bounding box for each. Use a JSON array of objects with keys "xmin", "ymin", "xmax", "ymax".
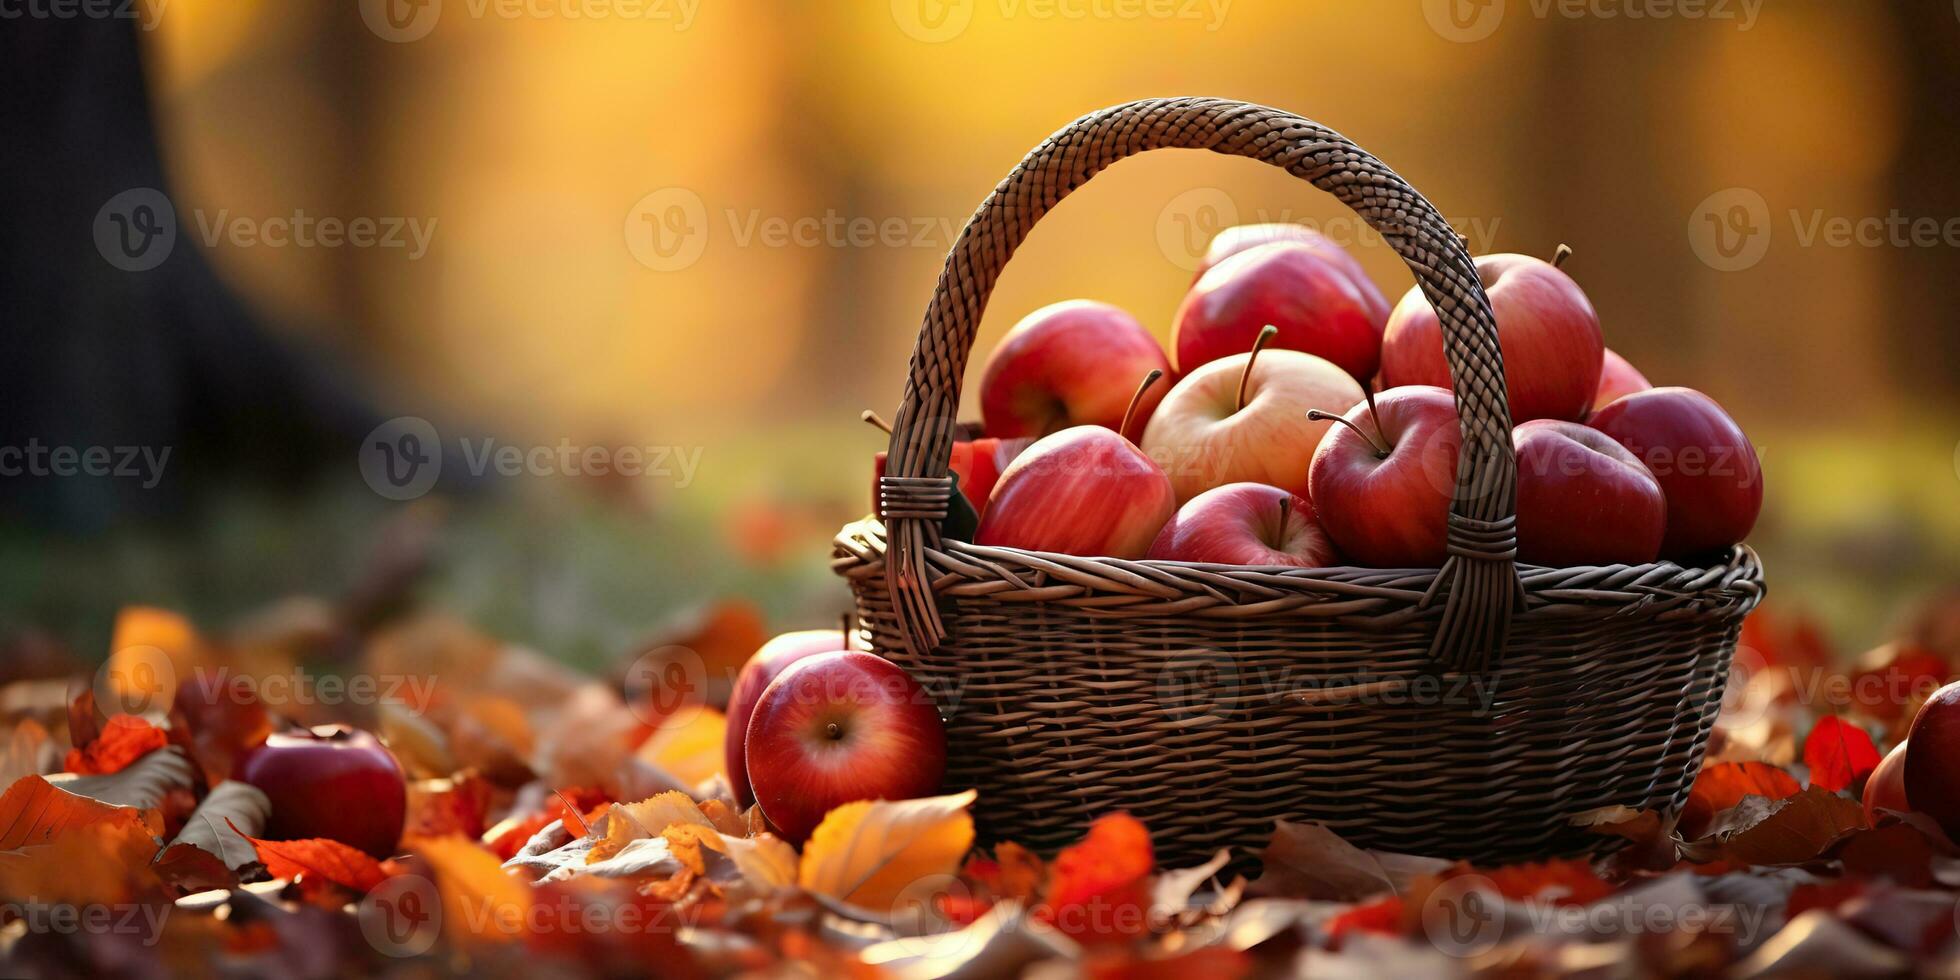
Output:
[
  {"xmin": 233, "ymin": 724, "xmax": 408, "ymax": 857},
  {"xmin": 1142, "ymin": 325, "xmax": 1364, "ymax": 503},
  {"xmin": 1194, "ymin": 224, "xmax": 1392, "ymax": 326},
  {"xmin": 1511, "ymin": 419, "xmax": 1666, "ymax": 566},
  {"xmin": 1173, "ymin": 241, "xmax": 1387, "ymax": 383},
  {"xmin": 979, "ymin": 300, "xmax": 1172, "ymax": 439},
  {"xmin": 1587, "ymin": 387, "xmax": 1762, "ymax": 560},
  {"xmin": 1593, "ymin": 347, "xmax": 1652, "ymax": 412},
  {"xmin": 744, "ymin": 651, "xmax": 946, "ymax": 843},
  {"xmin": 1146, "ymin": 483, "xmax": 1337, "ymax": 568},
  {"xmin": 1864, "ymin": 740, "xmax": 1910, "ymax": 824},
  {"xmin": 725, "ymin": 628, "xmax": 856, "ymax": 809},
  {"xmin": 1906, "ymin": 682, "xmax": 1960, "ymax": 841},
  {"xmin": 1305, "ymin": 385, "xmax": 1462, "ymax": 568},
  {"xmin": 975, "ymin": 372, "xmax": 1176, "ymax": 559},
  {"xmin": 1380, "ymin": 248, "xmax": 1604, "ymax": 423}
]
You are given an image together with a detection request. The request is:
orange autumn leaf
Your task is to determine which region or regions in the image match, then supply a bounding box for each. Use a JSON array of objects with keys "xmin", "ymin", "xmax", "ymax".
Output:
[
  {"xmin": 234, "ymin": 821, "xmax": 389, "ymax": 893},
  {"xmin": 1804, "ymin": 717, "xmax": 1882, "ymax": 793},
  {"xmin": 0, "ymin": 808, "xmax": 163, "ymax": 905},
  {"xmin": 0, "ymin": 774, "xmax": 162, "ymax": 849},
  {"xmin": 409, "ymin": 834, "xmax": 535, "ymax": 944},
  {"xmin": 1468, "ymin": 859, "xmax": 1612, "ymax": 906},
  {"xmin": 1680, "ymin": 762, "xmax": 1803, "ymax": 838},
  {"xmin": 64, "ymin": 714, "xmax": 169, "ymax": 775},
  {"xmin": 1039, "ymin": 812, "xmax": 1155, "ymax": 942},
  {"xmin": 798, "ymin": 790, "xmax": 976, "ymax": 912}
]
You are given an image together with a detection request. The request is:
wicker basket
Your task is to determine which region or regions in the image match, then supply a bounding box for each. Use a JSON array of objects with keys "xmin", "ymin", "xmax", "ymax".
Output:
[{"xmin": 832, "ymin": 97, "xmax": 1765, "ymax": 867}]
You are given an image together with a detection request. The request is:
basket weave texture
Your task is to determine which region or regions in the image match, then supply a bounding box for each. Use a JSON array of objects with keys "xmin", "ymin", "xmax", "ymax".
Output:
[{"xmin": 833, "ymin": 97, "xmax": 1765, "ymax": 866}]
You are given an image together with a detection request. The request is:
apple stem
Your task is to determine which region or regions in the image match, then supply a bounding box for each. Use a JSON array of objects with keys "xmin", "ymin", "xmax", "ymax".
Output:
[
  {"xmin": 1119, "ymin": 369, "xmax": 1164, "ymax": 444},
  {"xmin": 1308, "ymin": 409, "xmax": 1391, "ymax": 459},
  {"xmin": 840, "ymin": 611, "xmax": 854, "ymax": 650},
  {"xmin": 1235, "ymin": 325, "xmax": 1279, "ymax": 414},
  {"xmin": 1551, "ymin": 243, "xmax": 1573, "ymax": 269},
  {"xmin": 1277, "ymin": 494, "xmax": 1293, "ymax": 529},
  {"xmin": 861, "ymin": 410, "xmax": 894, "ymax": 435},
  {"xmin": 824, "ymin": 722, "xmax": 844, "ymax": 741}
]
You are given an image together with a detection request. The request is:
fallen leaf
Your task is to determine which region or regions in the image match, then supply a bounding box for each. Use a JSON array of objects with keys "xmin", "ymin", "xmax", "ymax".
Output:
[
  {"xmin": 1804, "ymin": 717, "xmax": 1881, "ymax": 793},
  {"xmin": 1039, "ymin": 812, "xmax": 1154, "ymax": 942},
  {"xmin": 0, "ymin": 805, "xmax": 162, "ymax": 904},
  {"xmin": 635, "ymin": 708, "xmax": 727, "ymax": 789},
  {"xmin": 0, "ymin": 773, "xmax": 161, "ymax": 847},
  {"xmin": 1835, "ymin": 823, "xmax": 1937, "ymax": 888},
  {"xmin": 235, "ymin": 821, "xmax": 389, "ymax": 893},
  {"xmin": 1716, "ymin": 788, "xmax": 1868, "ymax": 866},
  {"xmin": 63, "ymin": 714, "xmax": 169, "ymax": 774},
  {"xmin": 1681, "ymin": 762, "xmax": 1803, "ymax": 838},
  {"xmin": 1250, "ymin": 820, "xmax": 1446, "ymax": 901},
  {"xmin": 798, "ymin": 790, "xmax": 977, "ymax": 913},
  {"xmin": 169, "ymin": 780, "xmax": 271, "ymax": 870},
  {"xmin": 410, "ymin": 833, "xmax": 535, "ymax": 944},
  {"xmin": 47, "ymin": 744, "xmax": 195, "ymax": 812}
]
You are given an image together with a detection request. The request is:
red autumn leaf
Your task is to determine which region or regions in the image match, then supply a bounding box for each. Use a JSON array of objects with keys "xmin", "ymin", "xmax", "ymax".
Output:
[
  {"xmin": 1786, "ymin": 878, "xmax": 1867, "ymax": 919},
  {"xmin": 485, "ymin": 786, "xmax": 612, "ymax": 860},
  {"xmin": 63, "ymin": 714, "xmax": 168, "ymax": 775},
  {"xmin": 1804, "ymin": 717, "xmax": 1882, "ymax": 793},
  {"xmin": 1716, "ymin": 787, "xmax": 1868, "ymax": 866},
  {"xmin": 0, "ymin": 774, "xmax": 157, "ymax": 850},
  {"xmin": 1324, "ymin": 895, "xmax": 1405, "ymax": 947},
  {"xmin": 1038, "ymin": 812, "xmax": 1154, "ymax": 943},
  {"xmin": 1084, "ymin": 946, "xmax": 1250, "ymax": 980},
  {"xmin": 232, "ymin": 819, "xmax": 388, "ymax": 893},
  {"xmin": 151, "ymin": 841, "xmax": 239, "ymax": 894},
  {"xmin": 1467, "ymin": 859, "xmax": 1613, "ymax": 906},
  {"xmin": 407, "ymin": 771, "xmax": 494, "ymax": 840},
  {"xmin": 1680, "ymin": 762, "xmax": 1803, "ymax": 838}
]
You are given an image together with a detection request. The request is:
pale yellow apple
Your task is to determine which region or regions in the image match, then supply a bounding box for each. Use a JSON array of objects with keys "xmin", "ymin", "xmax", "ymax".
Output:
[{"xmin": 1141, "ymin": 348, "xmax": 1364, "ymax": 503}]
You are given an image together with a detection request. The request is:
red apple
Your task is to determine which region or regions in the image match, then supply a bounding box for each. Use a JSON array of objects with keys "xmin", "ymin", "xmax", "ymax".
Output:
[
  {"xmin": 1593, "ymin": 347, "xmax": 1653, "ymax": 412},
  {"xmin": 744, "ymin": 651, "xmax": 946, "ymax": 843},
  {"xmin": 975, "ymin": 373, "xmax": 1175, "ymax": 559},
  {"xmin": 1305, "ymin": 386, "xmax": 1462, "ymax": 568},
  {"xmin": 1146, "ymin": 483, "xmax": 1337, "ymax": 567},
  {"xmin": 1380, "ymin": 251, "xmax": 1604, "ymax": 422},
  {"xmin": 1141, "ymin": 327, "xmax": 1364, "ymax": 502},
  {"xmin": 979, "ymin": 300, "xmax": 1171, "ymax": 439},
  {"xmin": 725, "ymin": 628, "xmax": 855, "ymax": 809},
  {"xmin": 232, "ymin": 724, "xmax": 408, "ymax": 857},
  {"xmin": 1864, "ymin": 740, "xmax": 1910, "ymax": 823},
  {"xmin": 1906, "ymin": 682, "xmax": 1960, "ymax": 840},
  {"xmin": 1511, "ymin": 419, "xmax": 1666, "ymax": 566},
  {"xmin": 1172, "ymin": 242, "xmax": 1387, "ymax": 383},
  {"xmin": 1587, "ymin": 387, "xmax": 1762, "ymax": 559},
  {"xmin": 1194, "ymin": 224, "xmax": 1392, "ymax": 326},
  {"xmin": 873, "ymin": 436, "xmax": 1033, "ymax": 521}
]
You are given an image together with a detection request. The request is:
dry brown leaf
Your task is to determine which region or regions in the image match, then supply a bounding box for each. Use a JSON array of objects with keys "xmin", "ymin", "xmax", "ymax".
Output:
[
  {"xmin": 168, "ymin": 779, "xmax": 271, "ymax": 870},
  {"xmin": 46, "ymin": 744, "xmax": 195, "ymax": 811},
  {"xmin": 798, "ymin": 790, "xmax": 977, "ymax": 913}
]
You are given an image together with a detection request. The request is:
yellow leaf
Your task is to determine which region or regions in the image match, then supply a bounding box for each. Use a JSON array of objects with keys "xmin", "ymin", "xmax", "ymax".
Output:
[
  {"xmin": 697, "ymin": 829, "xmax": 797, "ymax": 893},
  {"xmin": 797, "ymin": 790, "xmax": 977, "ymax": 912},
  {"xmin": 585, "ymin": 791, "xmax": 714, "ymax": 865},
  {"xmin": 408, "ymin": 835, "xmax": 534, "ymax": 945},
  {"xmin": 635, "ymin": 708, "xmax": 727, "ymax": 788}
]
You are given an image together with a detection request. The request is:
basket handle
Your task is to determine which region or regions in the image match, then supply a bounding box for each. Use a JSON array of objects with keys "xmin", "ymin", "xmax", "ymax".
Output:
[{"xmin": 880, "ymin": 97, "xmax": 1522, "ymax": 673}]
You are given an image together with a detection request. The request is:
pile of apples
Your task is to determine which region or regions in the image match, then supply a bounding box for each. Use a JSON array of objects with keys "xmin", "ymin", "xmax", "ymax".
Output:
[{"xmin": 878, "ymin": 224, "xmax": 1764, "ymax": 569}]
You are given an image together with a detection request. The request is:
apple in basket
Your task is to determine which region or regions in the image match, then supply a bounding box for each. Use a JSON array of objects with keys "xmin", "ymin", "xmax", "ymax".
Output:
[
  {"xmin": 1593, "ymin": 347, "xmax": 1653, "ymax": 413},
  {"xmin": 1147, "ymin": 482, "xmax": 1338, "ymax": 567},
  {"xmin": 975, "ymin": 371, "xmax": 1176, "ymax": 559},
  {"xmin": 1193, "ymin": 223, "xmax": 1393, "ymax": 325},
  {"xmin": 725, "ymin": 627, "xmax": 856, "ymax": 809},
  {"xmin": 1173, "ymin": 241, "xmax": 1388, "ymax": 383},
  {"xmin": 1305, "ymin": 385, "xmax": 1462, "ymax": 568},
  {"xmin": 979, "ymin": 300, "xmax": 1173, "ymax": 439},
  {"xmin": 1141, "ymin": 325, "xmax": 1365, "ymax": 503},
  {"xmin": 1511, "ymin": 419, "xmax": 1666, "ymax": 566},
  {"xmin": 233, "ymin": 724, "xmax": 408, "ymax": 858},
  {"xmin": 1380, "ymin": 246, "xmax": 1604, "ymax": 423},
  {"xmin": 1587, "ymin": 387, "xmax": 1762, "ymax": 560},
  {"xmin": 869, "ymin": 417, "xmax": 1032, "ymax": 521},
  {"xmin": 744, "ymin": 651, "xmax": 946, "ymax": 843}
]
